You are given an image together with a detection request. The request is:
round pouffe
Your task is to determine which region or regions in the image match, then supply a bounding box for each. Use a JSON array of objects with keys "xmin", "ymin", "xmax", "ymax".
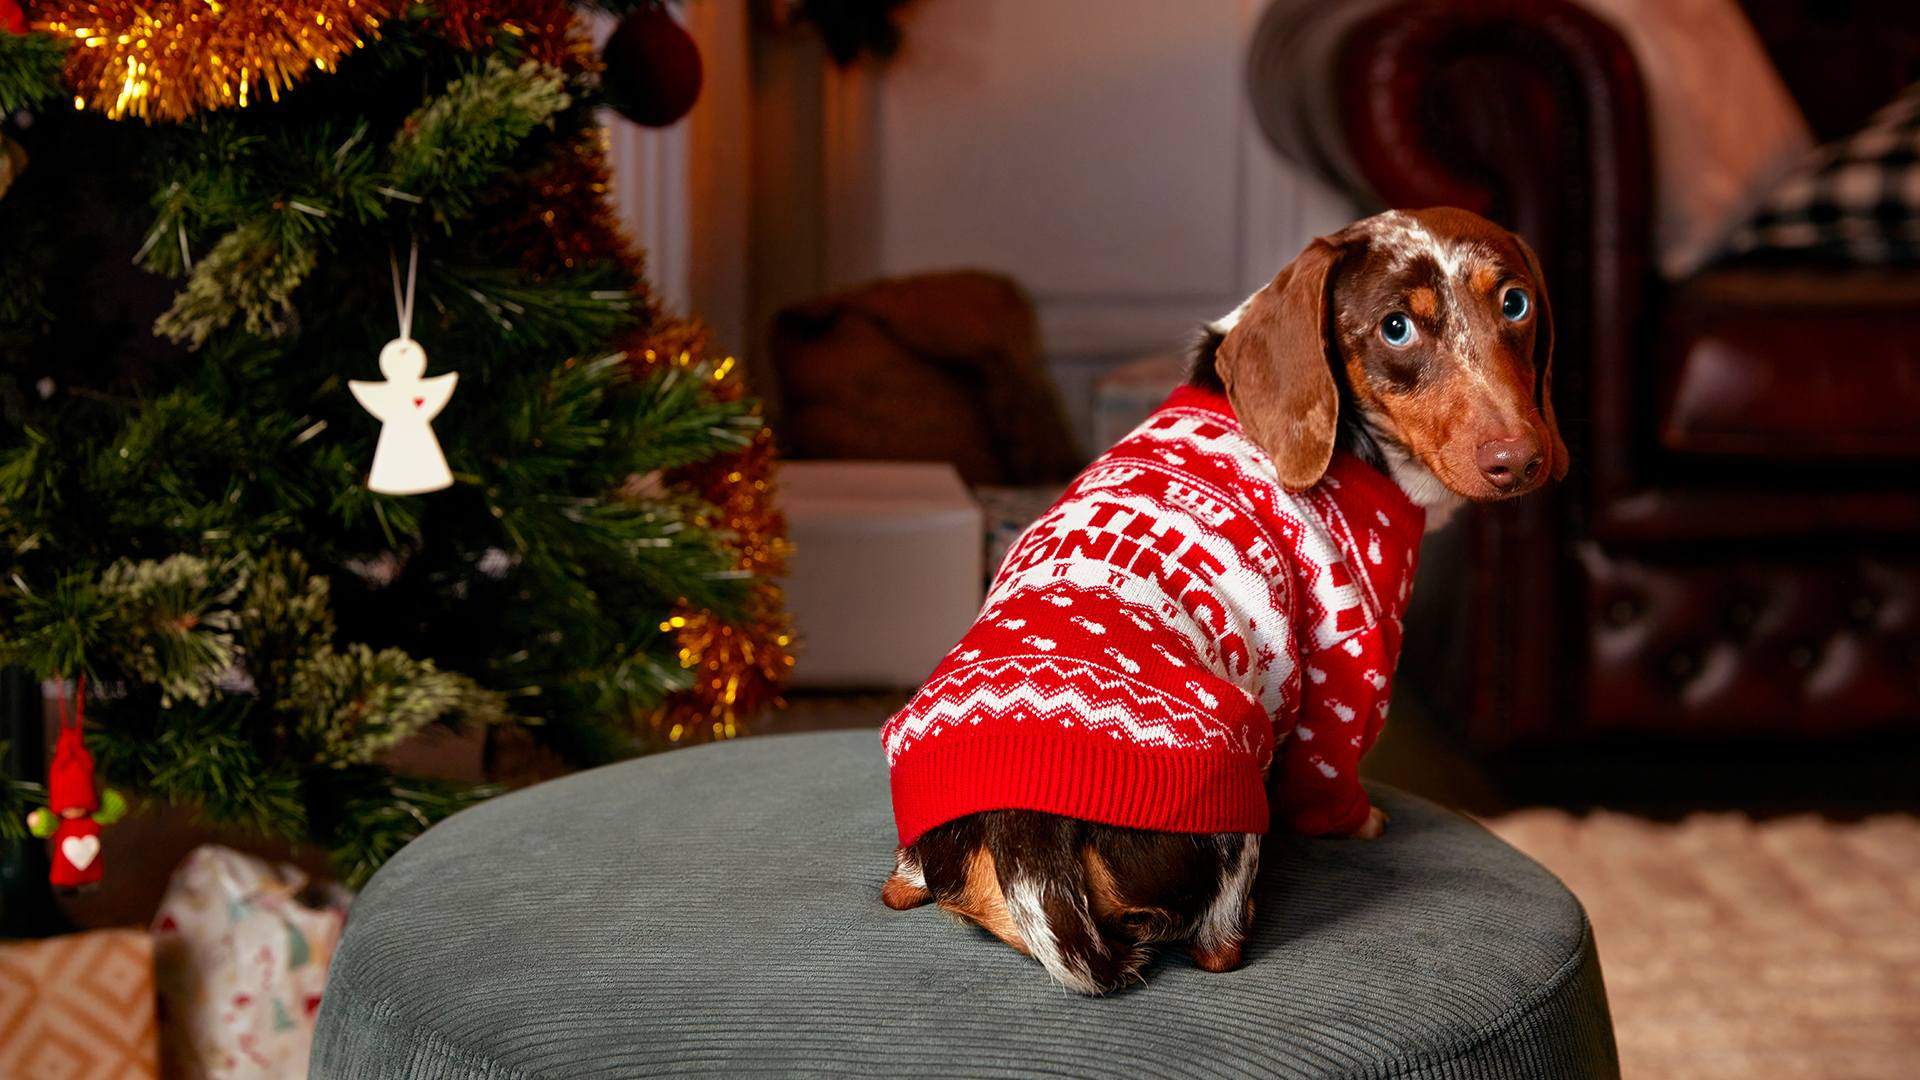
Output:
[{"xmin": 312, "ymin": 731, "xmax": 1619, "ymax": 1078}]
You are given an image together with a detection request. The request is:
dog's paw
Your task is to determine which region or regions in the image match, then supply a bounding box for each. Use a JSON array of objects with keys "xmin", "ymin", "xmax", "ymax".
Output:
[
  {"xmin": 882, "ymin": 874, "xmax": 931, "ymax": 909},
  {"xmin": 881, "ymin": 851, "xmax": 932, "ymax": 910},
  {"xmin": 1349, "ymin": 806, "xmax": 1389, "ymax": 840}
]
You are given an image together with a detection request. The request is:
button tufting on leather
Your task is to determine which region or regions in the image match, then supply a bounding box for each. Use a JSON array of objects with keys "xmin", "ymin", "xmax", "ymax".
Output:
[
  {"xmin": 1665, "ymin": 651, "xmax": 1698, "ymax": 680},
  {"xmin": 1847, "ymin": 594, "xmax": 1878, "ymax": 624},
  {"xmin": 1607, "ymin": 599, "xmax": 1639, "ymax": 627},
  {"xmin": 1723, "ymin": 600, "xmax": 1761, "ymax": 637},
  {"xmin": 1583, "ymin": 545, "xmax": 1920, "ymax": 734}
]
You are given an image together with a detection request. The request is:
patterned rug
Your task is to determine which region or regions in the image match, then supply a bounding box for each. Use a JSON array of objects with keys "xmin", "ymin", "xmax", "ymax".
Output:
[
  {"xmin": 1486, "ymin": 810, "xmax": 1920, "ymax": 1080},
  {"xmin": 0, "ymin": 928, "xmax": 158, "ymax": 1079}
]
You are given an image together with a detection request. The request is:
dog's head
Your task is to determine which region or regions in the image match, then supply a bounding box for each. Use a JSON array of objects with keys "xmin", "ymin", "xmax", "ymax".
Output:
[{"xmin": 1197, "ymin": 207, "xmax": 1567, "ymax": 504}]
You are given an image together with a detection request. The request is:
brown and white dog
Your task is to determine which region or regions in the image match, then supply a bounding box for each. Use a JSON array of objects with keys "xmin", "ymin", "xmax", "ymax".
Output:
[{"xmin": 880, "ymin": 207, "xmax": 1567, "ymax": 992}]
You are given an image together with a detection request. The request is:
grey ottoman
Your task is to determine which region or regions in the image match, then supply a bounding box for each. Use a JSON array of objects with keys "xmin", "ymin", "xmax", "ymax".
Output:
[{"xmin": 313, "ymin": 731, "xmax": 1618, "ymax": 1078}]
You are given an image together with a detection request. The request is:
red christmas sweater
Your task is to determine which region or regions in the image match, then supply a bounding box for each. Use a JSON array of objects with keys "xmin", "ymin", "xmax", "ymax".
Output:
[{"xmin": 884, "ymin": 386, "xmax": 1424, "ymax": 846}]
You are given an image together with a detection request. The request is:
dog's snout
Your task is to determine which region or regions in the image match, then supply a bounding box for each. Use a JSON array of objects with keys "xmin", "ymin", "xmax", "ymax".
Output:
[{"xmin": 1474, "ymin": 435, "xmax": 1543, "ymax": 493}]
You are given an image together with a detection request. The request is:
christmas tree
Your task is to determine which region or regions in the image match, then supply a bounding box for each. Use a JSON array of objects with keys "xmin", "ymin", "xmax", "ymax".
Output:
[{"xmin": 0, "ymin": 2, "xmax": 791, "ymax": 887}]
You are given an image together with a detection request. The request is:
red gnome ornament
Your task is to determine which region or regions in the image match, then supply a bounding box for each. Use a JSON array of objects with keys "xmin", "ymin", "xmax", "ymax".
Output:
[{"xmin": 26, "ymin": 678, "xmax": 126, "ymax": 890}]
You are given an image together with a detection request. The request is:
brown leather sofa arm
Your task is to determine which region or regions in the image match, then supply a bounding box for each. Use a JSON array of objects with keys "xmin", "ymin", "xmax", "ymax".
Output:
[{"xmin": 1248, "ymin": 0, "xmax": 1655, "ymax": 497}]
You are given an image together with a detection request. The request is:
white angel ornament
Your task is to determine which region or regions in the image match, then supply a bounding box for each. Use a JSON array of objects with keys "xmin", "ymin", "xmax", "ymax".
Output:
[
  {"xmin": 350, "ymin": 337, "xmax": 457, "ymax": 494},
  {"xmin": 350, "ymin": 245, "xmax": 458, "ymax": 495}
]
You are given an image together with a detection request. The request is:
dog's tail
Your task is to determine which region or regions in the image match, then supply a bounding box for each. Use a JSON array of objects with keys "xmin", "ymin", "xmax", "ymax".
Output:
[{"xmin": 984, "ymin": 814, "xmax": 1147, "ymax": 995}]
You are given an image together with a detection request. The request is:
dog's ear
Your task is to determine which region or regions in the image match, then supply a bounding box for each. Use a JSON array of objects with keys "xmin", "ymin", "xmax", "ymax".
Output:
[
  {"xmin": 1512, "ymin": 233, "xmax": 1569, "ymax": 481},
  {"xmin": 1215, "ymin": 238, "xmax": 1343, "ymax": 491}
]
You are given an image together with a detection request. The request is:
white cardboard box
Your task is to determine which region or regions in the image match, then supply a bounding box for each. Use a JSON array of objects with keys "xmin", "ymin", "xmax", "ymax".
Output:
[{"xmin": 781, "ymin": 461, "xmax": 984, "ymax": 689}]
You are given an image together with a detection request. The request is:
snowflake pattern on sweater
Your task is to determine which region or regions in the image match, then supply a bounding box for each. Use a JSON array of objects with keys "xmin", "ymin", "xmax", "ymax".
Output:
[{"xmin": 883, "ymin": 386, "xmax": 1425, "ymax": 846}]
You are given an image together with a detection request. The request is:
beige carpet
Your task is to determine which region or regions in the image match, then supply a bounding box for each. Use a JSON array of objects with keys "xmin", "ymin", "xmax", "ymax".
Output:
[{"xmin": 1486, "ymin": 810, "xmax": 1920, "ymax": 1080}]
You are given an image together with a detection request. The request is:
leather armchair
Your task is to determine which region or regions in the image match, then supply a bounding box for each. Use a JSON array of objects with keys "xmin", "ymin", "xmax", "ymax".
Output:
[{"xmin": 1249, "ymin": 0, "xmax": 1920, "ymax": 747}]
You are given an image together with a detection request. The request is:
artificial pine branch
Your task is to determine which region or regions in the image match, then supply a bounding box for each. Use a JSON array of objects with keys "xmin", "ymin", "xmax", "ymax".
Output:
[
  {"xmin": 389, "ymin": 58, "xmax": 572, "ymax": 227},
  {"xmin": 87, "ymin": 697, "xmax": 310, "ymax": 843},
  {"xmin": 0, "ymin": 574, "xmax": 115, "ymax": 685},
  {"xmin": 287, "ymin": 643, "xmax": 510, "ymax": 766},
  {"xmin": 0, "ymin": 552, "xmax": 243, "ymax": 707},
  {"xmin": 74, "ymin": 386, "xmax": 329, "ymax": 560},
  {"xmin": 0, "ymin": 424, "xmax": 55, "ymax": 541},
  {"xmin": 315, "ymin": 768, "xmax": 499, "ymax": 889},
  {"xmin": 155, "ymin": 220, "xmax": 321, "ymax": 347},
  {"xmin": 95, "ymin": 555, "xmax": 243, "ymax": 707},
  {"xmin": 147, "ymin": 56, "xmax": 574, "ymax": 347},
  {"xmin": 235, "ymin": 549, "xmax": 337, "ymax": 706},
  {"xmin": 618, "ymin": 363, "xmax": 762, "ymax": 476},
  {"xmin": 425, "ymin": 266, "xmax": 637, "ymax": 360},
  {"xmin": 0, "ymin": 33, "xmax": 67, "ymax": 113}
]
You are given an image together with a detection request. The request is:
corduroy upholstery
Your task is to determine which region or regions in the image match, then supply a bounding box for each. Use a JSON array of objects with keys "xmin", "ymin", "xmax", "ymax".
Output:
[{"xmin": 313, "ymin": 731, "xmax": 1619, "ymax": 1078}]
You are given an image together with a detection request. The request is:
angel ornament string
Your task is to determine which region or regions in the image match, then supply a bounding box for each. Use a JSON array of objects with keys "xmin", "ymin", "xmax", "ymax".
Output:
[{"xmin": 350, "ymin": 244, "xmax": 458, "ymax": 495}]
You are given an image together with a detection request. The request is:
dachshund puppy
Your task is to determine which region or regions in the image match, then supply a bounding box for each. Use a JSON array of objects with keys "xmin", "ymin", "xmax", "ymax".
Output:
[{"xmin": 880, "ymin": 207, "xmax": 1567, "ymax": 994}]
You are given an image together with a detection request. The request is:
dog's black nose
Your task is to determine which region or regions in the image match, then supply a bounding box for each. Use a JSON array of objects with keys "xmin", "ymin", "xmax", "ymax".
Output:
[{"xmin": 1475, "ymin": 435, "xmax": 1543, "ymax": 493}]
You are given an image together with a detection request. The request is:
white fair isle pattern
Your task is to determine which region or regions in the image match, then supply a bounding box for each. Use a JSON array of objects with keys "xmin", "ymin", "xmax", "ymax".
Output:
[
  {"xmin": 886, "ymin": 393, "xmax": 1419, "ymax": 783},
  {"xmin": 881, "ymin": 652, "xmax": 1252, "ymax": 759}
]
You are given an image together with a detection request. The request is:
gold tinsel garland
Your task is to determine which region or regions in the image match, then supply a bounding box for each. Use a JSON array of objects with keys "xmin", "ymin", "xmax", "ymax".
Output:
[
  {"xmin": 33, "ymin": 0, "xmax": 398, "ymax": 122},
  {"xmin": 632, "ymin": 324, "xmax": 795, "ymax": 745},
  {"xmin": 485, "ymin": 133, "xmax": 640, "ymax": 280},
  {"xmin": 428, "ymin": 0, "xmax": 593, "ymax": 72}
]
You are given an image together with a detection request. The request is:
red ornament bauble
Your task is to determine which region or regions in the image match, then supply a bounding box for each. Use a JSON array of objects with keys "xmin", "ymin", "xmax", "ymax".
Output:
[
  {"xmin": 601, "ymin": 4, "xmax": 703, "ymax": 128},
  {"xmin": 0, "ymin": 0, "xmax": 26, "ymax": 35}
]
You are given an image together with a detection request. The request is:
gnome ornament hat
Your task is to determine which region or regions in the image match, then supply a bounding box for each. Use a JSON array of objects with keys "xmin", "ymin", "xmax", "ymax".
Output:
[{"xmin": 48, "ymin": 723, "xmax": 100, "ymax": 815}]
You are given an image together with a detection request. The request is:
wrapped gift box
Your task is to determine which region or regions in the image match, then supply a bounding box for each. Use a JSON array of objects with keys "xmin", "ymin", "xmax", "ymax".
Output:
[
  {"xmin": 0, "ymin": 928, "xmax": 159, "ymax": 1078},
  {"xmin": 782, "ymin": 461, "xmax": 983, "ymax": 688},
  {"xmin": 152, "ymin": 845, "xmax": 351, "ymax": 1080}
]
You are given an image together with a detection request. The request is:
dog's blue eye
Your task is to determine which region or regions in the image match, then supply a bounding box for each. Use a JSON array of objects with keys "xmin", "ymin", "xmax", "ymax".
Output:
[
  {"xmin": 1502, "ymin": 287, "xmax": 1530, "ymax": 321},
  {"xmin": 1380, "ymin": 312, "xmax": 1414, "ymax": 346}
]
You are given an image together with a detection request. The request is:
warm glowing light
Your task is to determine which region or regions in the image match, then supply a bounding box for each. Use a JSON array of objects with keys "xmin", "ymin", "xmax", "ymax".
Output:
[
  {"xmin": 632, "ymin": 330, "xmax": 794, "ymax": 746},
  {"xmin": 37, "ymin": 1, "xmax": 397, "ymax": 122}
]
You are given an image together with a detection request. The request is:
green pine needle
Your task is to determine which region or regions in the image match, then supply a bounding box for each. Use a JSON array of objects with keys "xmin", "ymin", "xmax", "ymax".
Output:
[
  {"xmin": 390, "ymin": 58, "xmax": 573, "ymax": 227},
  {"xmin": 88, "ymin": 698, "xmax": 310, "ymax": 843},
  {"xmin": 317, "ymin": 769, "xmax": 499, "ymax": 889},
  {"xmin": 154, "ymin": 221, "xmax": 319, "ymax": 347},
  {"xmin": 0, "ymin": 33, "xmax": 67, "ymax": 114},
  {"xmin": 96, "ymin": 555, "xmax": 244, "ymax": 707},
  {"xmin": 287, "ymin": 644, "xmax": 511, "ymax": 767}
]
